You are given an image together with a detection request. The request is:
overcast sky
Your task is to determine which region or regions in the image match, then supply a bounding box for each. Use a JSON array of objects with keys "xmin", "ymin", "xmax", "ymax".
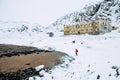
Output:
[{"xmin": 0, "ymin": 0, "xmax": 102, "ymax": 26}]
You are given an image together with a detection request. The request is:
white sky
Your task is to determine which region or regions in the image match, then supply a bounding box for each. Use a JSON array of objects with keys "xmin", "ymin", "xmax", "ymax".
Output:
[{"xmin": 0, "ymin": 0, "xmax": 102, "ymax": 26}]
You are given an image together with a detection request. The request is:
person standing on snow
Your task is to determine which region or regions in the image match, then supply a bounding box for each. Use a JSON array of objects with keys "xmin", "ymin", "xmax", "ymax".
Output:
[{"xmin": 75, "ymin": 49, "xmax": 78, "ymax": 56}]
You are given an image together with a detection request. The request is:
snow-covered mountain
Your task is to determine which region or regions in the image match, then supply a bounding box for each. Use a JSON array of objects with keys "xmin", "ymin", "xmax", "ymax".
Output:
[
  {"xmin": 0, "ymin": 21, "xmax": 46, "ymax": 33},
  {"xmin": 0, "ymin": 0, "xmax": 119, "ymax": 46},
  {"xmin": 0, "ymin": 21, "xmax": 51, "ymax": 46},
  {"xmin": 0, "ymin": 0, "xmax": 120, "ymax": 33},
  {"xmin": 51, "ymin": 0, "xmax": 120, "ymax": 31}
]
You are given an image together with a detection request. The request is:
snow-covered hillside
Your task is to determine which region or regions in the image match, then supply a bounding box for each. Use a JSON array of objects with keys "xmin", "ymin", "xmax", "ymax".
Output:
[
  {"xmin": 0, "ymin": 21, "xmax": 47, "ymax": 33},
  {"xmin": 0, "ymin": 21, "xmax": 50, "ymax": 45},
  {"xmin": 0, "ymin": 23, "xmax": 120, "ymax": 80},
  {"xmin": 29, "ymin": 29, "xmax": 120, "ymax": 80},
  {"xmin": 0, "ymin": 0, "xmax": 120, "ymax": 34},
  {"xmin": 51, "ymin": 0, "xmax": 120, "ymax": 31},
  {"xmin": 0, "ymin": 0, "xmax": 120, "ymax": 80}
]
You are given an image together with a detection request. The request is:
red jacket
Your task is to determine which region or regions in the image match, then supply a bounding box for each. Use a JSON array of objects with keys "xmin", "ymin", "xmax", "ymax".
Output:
[{"xmin": 75, "ymin": 49, "xmax": 78, "ymax": 53}]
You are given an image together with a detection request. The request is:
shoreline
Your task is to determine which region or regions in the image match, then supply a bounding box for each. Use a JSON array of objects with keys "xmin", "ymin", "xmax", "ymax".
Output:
[{"xmin": 0, "ymin": 44, "xmax": 74, "ymax": 80}]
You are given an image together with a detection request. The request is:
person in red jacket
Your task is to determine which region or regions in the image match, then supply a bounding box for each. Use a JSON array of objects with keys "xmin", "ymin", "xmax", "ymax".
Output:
[{"xmin": 75, "ymin": 49, "xmax": 78, "ymax": 56}]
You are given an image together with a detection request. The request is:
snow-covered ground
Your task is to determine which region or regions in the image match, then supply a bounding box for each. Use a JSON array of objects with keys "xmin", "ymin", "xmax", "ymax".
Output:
[
  {"xmin": 0, "ymin": 0, "xmax": 120, "ymax": 79},
  {"xmin": 0, "ymin": 28, "xmax": 120, "ymax": 80}
]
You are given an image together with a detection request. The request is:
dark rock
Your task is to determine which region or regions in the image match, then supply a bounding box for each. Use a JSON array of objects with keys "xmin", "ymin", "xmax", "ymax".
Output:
[
  {"xmin": 109, "ymin": 74, "xmax": 111, "ymax": 76},
  {"xmin": 0, "ymin": 77, "xmax": 3, "ymax": 80},
  {"xmin": 24, "ymin": 67, "xmax": 34, "ymax": 75},
  {"xmin": 26, "ymin": 63, "xmax": 31, "ymax": 65},
  {"xmin": 0, "ymin": 67, "xmax": 41, "ymax": 80},
  {"xmin": 0, "ymin": 44, "xmax": 44, "ymax": 58},
  {"xmin": 112, "ymin": 66, "xmax": 118, "ymax": 69},
  {"xmin": 87, "ymin": 70, "xmax": 90, "ymax": 72},
  {"xmin": 7, "ymin": 53, "xmax": 12, "ymax": 57},
  {"xmin": 105, "ymin": 37, "xmax": 107, "ymax": 40},
  {"xmin": 39, "ymin": 74, "xmax": 44, "ymax": 77},
  {"xmin": 47, "ymin": 32, "xmax": 54, "ymax": 37},
  {"xmin": 81, "ymin": 42, "xmax": 84, "ymax": 44},
  {"xmin": 104, "ymin": 0, "xmax": 112, "ymax": 1},
  {"xmin": 0, "ymin": 49, "xmax": 51, "ymax": 58},
  {"xmin": 88, "ymin": 64, "xmax": 91, "ymax": 67},
  {"xmin": 116, "ymin": 69, "xmax": 120, "ymax": 77},
  {"xmin": 72, "ymin": 40, "xmax": 75, "ymax": 43},
  {"xmin": 97, "ymin": 74, "xmax": 100, "ymax": 79},
  {"xmin": 52, "ymin": 76, "xmax": 54, "ymax": 79}
]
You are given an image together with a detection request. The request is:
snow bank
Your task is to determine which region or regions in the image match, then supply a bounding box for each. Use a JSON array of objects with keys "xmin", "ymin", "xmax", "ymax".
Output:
[{"xmin": 35, "ymin": 65, "xmax": 44, "ymax": 71}]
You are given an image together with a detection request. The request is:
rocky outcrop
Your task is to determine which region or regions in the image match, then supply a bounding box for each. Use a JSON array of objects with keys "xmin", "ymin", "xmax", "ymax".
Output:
[
  {"xmin": 0, "ymin": 44, "xmax": 50, "ymax": 57},
  {"xmin": 51, "ymin": 0, "xmax": 120, "ymax": 31},
  {"xmin": 0, "ymin": 67, "xmax": 46, "ymax": 80},
  {"xmin": 0, "ymin": 44, "xmax": 74, "ymax": 80}
]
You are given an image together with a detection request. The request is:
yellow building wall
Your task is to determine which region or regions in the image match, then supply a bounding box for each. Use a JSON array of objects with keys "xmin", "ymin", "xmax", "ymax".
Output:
[
  {"xmin": 70, "ymin": 25, "xmax": 78, "ymax": 34},
  {"xmin": 64, "ymin": 26, "xmax": 71, "ymax": 35},
  {"xmin": 87, "ymin": 22, "xmax": 92, "ymax": 33},
  {"xmin": 78, "ymin": 24, "xmax": 82, "ymax": 34},
  {"xmin": 64, "ymin": 20, "xmax": 108, "ymax": 35},
  {"xmin": 82, "ymin": 24, "xmax": 86, "ymax": 34}
]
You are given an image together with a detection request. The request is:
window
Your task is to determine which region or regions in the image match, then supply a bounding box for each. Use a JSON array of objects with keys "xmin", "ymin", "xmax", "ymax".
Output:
[
  {"xmin": 90, "ymin": 24, "xmax": 92, "ymax": 27},
  {"xmin": 76, "ymin": 24, "xmax": 79, "ymax": 28},
  {"xmin": 95, "ymin": 28, "xmax": 98, "ymax": 31},
  {"xmin": 104, "ymin": 27, "xmax": 107, "ymax": 29},
  {"xmin": 90, "ymin": 29, "xmax": 93, "ymax": 31},
  {"xmin": 81, "ymin": 29, "xmax": 84, "ymax": 32},
  {"xmin": 86, "ymin": 29, "xmax": 88, "ymax": 32}
]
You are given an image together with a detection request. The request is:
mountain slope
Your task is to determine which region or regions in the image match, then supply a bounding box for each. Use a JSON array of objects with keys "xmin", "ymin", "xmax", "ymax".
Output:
[
  {"xmin": 0, "ymin": 0, "xmax": 120, "ymax": 33},
  {"xmin": 51, "ymin": 0, "xmax": 120, "ymax": 31},
  {"xmin": 0, "ymin": 21, "xmax": 46, "ymax": 33}
]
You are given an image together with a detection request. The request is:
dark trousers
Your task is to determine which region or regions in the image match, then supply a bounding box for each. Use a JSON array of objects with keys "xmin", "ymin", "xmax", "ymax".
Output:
[{"xmin": 76, "ymin": 52, "xmax": 78, "ymax": 56}]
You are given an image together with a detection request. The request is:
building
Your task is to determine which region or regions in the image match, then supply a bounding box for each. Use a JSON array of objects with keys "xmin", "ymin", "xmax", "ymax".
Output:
[{"xmin": 64, "ymin": 19, "xmax": 112, "ymax": 35}]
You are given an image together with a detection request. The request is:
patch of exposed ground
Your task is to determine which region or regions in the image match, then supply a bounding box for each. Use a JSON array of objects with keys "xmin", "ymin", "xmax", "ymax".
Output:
[
  {"xmin": 0, "ymin": 44, "xmax": 73, "ymax": 72},
  {"xmin": 0, "ymin": 44, "xmax": 74, "ymax": 80},
  {"xmin": 0, "ymin": 51, "xmax": 68, "ymax": 72}
]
